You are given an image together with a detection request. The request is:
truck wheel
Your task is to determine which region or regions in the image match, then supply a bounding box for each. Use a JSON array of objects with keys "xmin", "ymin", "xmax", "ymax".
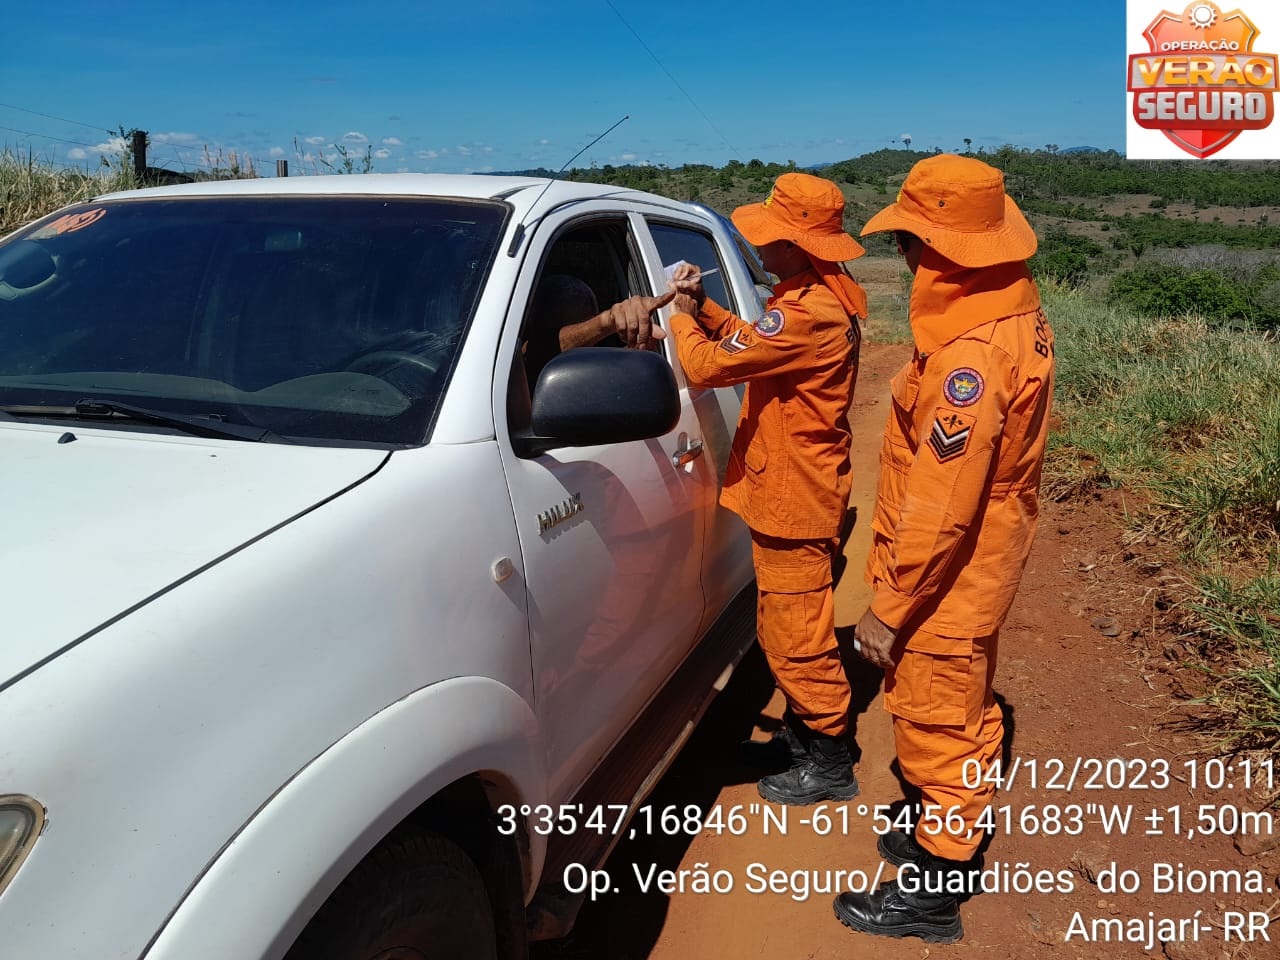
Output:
[{"xmin": 286, "ymin": 826, "xmax": 498, "ymax": 960}]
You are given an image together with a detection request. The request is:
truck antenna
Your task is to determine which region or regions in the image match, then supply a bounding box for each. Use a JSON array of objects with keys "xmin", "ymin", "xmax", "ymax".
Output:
[{"xmin": 506, "ymin": 114, "xmax": 630, "ymax": 257}]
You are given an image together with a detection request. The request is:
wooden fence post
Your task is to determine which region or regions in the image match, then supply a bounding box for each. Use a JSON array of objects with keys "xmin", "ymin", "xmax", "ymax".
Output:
[{"xmin": 132, "ymin": 130, "xmax": 147, "ymax": 180}]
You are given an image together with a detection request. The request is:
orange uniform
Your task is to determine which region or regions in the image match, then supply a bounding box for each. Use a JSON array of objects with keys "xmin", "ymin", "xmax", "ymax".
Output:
[
  {"xmin": 866, "ymin": 260, "xmax": 1054, "ymax": 635},
  {"xmin": 834, "ymin": 153, "xmax": 1050, "ymax": 944},
  {"xmin": 670, "ymin": 266, "xmax": 864, "ymax": 736},
  {"xmin": 867, "ymin": 253, "xmax": 1054, "ymax": 861},
  {"xmin": 672, "ymin": 274, "xmax": 859, "ymax": 539}
]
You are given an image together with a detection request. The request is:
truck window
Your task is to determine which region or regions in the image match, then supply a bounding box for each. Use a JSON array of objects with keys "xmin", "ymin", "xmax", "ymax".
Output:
[
  {"xmin": 511, "ymin": 218, "xmax": 664, "ymax": 425},
  {"xmin": 647, "ymin": 222, "xmax": 737, "ymax": 316}
]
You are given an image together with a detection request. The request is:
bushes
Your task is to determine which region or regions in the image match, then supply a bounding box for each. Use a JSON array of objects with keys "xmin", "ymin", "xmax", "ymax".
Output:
[
  {"xmin": 1109, "ymin": 264, "xmax": 1248, "ymax": 320},
  {"xmin": 1108, "ymin": 260, "xmax": 1280, "ymax": 329},
  {"xmin": 1115, "ymin": 212, "xmax": 1280, "ymax": 250},
  {"xmin": 1030, "ymin": 230, "xmax": 1104, "ymax": 287}
]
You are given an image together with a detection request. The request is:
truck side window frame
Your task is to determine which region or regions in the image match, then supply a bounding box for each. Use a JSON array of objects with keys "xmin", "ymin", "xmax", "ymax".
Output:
[{"xmin": 507, "ymin": 215, "xmax": 661, "ymax": 431}]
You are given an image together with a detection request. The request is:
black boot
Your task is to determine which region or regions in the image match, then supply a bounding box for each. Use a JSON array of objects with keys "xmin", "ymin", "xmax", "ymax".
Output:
[
  {"xmin": 879, "ymin": 829, "xmax": 983, "ymax": 880},
  {"xmin": 832, "ymin": 854, "xmax": 966, "ymax": 943},
  {"xmin": 756, "ymin": 730, "xmax": 858, "ymax": 805},
  {"xmin": 876, "ymin": 828, "xmax": 928, "ymax": 867},
  {"xmin": 739, "ymin": 709, "xmax": 807, "ymax": 769}
]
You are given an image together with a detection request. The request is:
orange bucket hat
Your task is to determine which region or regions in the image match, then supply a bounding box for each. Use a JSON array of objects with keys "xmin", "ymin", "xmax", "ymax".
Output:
[
  {"xmin": 732, "ymin": 173, "xmax": 865, "ymax": 263},
  {"xmin": 861, "ymin": 154, "xmax": 1037, "ymax": 268}
]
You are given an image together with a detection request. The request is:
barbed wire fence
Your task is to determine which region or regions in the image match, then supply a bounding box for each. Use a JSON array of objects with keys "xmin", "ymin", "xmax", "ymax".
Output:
[{"xmin": 0, "ymin": 101, "xmax": 293, "ymax": 181}]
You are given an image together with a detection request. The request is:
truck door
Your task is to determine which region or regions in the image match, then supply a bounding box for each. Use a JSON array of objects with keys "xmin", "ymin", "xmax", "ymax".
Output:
[
  {"xmin": 495, "ymin": 208, "xmax": 708, "ymax": 800},
  {"xmin": 639, "ymin": 218, "xmax": 755, "ymax": 631}
]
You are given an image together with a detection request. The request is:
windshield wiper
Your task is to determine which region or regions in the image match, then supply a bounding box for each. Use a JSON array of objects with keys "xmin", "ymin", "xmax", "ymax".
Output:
[{"xmin": 0, "ymin": 399, "xmax": 285, "ymax": 443}]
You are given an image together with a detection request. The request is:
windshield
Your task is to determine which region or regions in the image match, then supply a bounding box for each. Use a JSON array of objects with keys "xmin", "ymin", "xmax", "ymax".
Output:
[{"xmin": 0, "ymin": 195, "xmax": 508, "ymax": 446}]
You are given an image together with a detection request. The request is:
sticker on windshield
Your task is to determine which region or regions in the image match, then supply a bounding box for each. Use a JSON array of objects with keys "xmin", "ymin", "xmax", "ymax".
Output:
[{"xmin": 32, "ymin": 208, "xmax": 106, "ymax": 239}]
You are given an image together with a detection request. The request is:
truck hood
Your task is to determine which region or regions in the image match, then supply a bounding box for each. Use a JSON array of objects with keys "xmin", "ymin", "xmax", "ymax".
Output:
[{"xmin": 0, "ymin": 423, "xmax": 388, "ymax": 688}]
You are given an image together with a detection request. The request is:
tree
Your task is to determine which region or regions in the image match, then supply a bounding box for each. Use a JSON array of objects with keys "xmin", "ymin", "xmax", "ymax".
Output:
[{"xmin": 964, "ymin": 138, "xmax": 972, "ymax": 154}]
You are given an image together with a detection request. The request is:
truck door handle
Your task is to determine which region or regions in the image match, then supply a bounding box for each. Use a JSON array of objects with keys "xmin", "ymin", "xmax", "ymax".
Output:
[{"xmin": 671, "ymin": 439, "xmax": 704, "ymax": 469}]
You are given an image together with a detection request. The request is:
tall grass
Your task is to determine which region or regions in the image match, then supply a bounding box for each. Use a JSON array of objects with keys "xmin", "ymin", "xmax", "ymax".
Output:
[
  {"xmin": 0, "ymin": 148, "xmax": 136, "ymax": 236},
  {"xmin": 1044, "ymin": 284, "xmax": 1280, "ymax": 753}
]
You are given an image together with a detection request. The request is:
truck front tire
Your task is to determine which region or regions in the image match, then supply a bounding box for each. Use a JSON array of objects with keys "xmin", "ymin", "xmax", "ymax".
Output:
[{"xmin": 286, "ymin": 826, "xmax": 498, "ymax": 960}]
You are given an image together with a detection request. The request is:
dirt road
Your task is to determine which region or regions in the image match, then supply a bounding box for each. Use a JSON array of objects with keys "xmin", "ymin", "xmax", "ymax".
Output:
[{"xmin": 533, "ymin": 342, "xmax": 1279, "ymax": 960}]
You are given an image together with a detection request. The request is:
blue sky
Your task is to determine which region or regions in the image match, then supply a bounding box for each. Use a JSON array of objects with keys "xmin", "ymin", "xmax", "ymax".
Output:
[{"xmin": 1, "ymin": 1, "xmax": 1125, "ymax": 177}]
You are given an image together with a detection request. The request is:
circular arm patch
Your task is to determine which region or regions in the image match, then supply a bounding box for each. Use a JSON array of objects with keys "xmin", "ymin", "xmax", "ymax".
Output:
[
  {"xmin": 753, "ymin": 309, "xmax": 785, "ymax": 338},
  {"xmin": 943, "ymin": 367, "xmax": 984, "ymax": 406}
]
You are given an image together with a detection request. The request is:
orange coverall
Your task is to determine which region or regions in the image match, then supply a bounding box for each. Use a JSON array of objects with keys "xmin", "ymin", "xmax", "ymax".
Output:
[
  {"xmin": 866, "ymin": 256, "xmax": 1054, "ymax": 860},
  {"xmin": 670, "ymin": 268, "xmax": 864, "ymax": 736}
]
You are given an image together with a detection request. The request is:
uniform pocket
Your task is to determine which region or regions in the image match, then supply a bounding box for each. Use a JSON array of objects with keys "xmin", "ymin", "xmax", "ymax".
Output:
[
  {"xmin": 889, "ymin": 363, "xmax": 920, "ymax": 412},
  {"xmin": 884, "ymin": 635, "xmax": 974, "ymax": 727},
  {"xmin": 744, "ymin": 441, "xmax": 767, "ymax": 474}
]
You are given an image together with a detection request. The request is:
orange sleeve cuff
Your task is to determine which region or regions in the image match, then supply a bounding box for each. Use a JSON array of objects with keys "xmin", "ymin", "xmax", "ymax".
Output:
[{"xmin": 870, "ymin": 586, "xmax": 915, "ymax": 632}]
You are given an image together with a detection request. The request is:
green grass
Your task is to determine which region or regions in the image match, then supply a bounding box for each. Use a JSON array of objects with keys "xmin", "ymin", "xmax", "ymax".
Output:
[{"xmin": 1044, "ymin": 284, "xmax": 1280, "ymax": 753}]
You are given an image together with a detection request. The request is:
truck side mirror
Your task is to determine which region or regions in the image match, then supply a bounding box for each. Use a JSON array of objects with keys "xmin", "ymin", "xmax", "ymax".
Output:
[{"xmin": 512, "ymin": 348, "xmax": 679, "ymax": 457}]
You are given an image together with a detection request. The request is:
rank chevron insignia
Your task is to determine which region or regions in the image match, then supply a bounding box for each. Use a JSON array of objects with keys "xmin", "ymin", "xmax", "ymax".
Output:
[
  {"xmin": 720, "ymin": 327, "xmax": 753, "ymax": 354},
  {"xmin": 929, "ymin": 410, "xmax": 972, "ymax": 463}
]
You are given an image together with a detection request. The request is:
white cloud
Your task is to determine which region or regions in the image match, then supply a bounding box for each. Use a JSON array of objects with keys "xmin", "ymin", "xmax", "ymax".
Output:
[
  {"xmin": 374, "ymin": 148, "xmax": 391, "ymax": 159},
  {"xmin": 456, "ymin": 145, "xmax": 472, "ymax": 156},
  {"xmin": 382, "ymin": 137, "xmax": 402, "ymax": 146},
  {"xmin": 342, "ymin": 131, "xmax": 369, "ymax": 143},
  {"xmin": 538, "ymin": 138, "xmax": 550, "ymax": 146},
  {"xmin": 269, "ymin": 146, "xmax": 286, "ymax": 157},
  {"xmin": 416, "ymin": 149, "xmax": 440, "ymax": 160},
  {"xmin": 66, "ymin": 137, "xmax": 128, "ymax": 161},
  {"xmin": 619, "ymin": 153, "xmax": 637, "ymax": 162},
  {"xmin": 152, "ymin": 132, "xmax": 199, "ymax": 145},
  {"xmin": 305, "ymin": 136, "xmax": 326, "ymax": 146},
  {"xmin": 483, "ymin": 146, "xmax": 493, "ymax": 154}
]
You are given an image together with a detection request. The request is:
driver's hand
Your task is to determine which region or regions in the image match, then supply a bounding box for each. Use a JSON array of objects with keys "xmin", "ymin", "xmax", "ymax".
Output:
[{"xmin": 606, "ymin": 291, "xmax": 673, "ymax": 348}]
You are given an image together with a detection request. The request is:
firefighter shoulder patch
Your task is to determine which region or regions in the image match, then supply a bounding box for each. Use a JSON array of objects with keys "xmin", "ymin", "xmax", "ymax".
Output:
[
  {"xmin": 753, "ymin": 309, "xmax": 785, "ymax": 338},
  {"xmin": 928, "ymin": 408, "xmax": 976, "ymax": 463},
  {"xmin": 719, "ymin": 326, "xmax": 754, "ymax": 354},
  {"xmin": 943, "ymin": 367, "xmax": 984, "ymax": 407}
]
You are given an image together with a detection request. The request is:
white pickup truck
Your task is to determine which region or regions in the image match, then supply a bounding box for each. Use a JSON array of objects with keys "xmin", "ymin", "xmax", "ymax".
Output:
[{"xmin": 0, "ymin": 173, "xmax": 771, "ymax": 959}]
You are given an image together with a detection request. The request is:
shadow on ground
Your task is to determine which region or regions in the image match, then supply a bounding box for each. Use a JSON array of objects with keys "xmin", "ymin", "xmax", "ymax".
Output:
[{"xmin": 530, "ymin": 644, "xmax": 779, "ymax": 959}]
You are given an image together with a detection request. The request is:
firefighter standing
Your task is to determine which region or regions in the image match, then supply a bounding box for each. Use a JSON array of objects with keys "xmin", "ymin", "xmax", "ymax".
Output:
[
  {"xmin": 832, "ymin": 155, "xmax": 1054, "ymax": 942},
  {"xmin": 666, "ymin": 173, "xmax": 868, "ymax": 805}
]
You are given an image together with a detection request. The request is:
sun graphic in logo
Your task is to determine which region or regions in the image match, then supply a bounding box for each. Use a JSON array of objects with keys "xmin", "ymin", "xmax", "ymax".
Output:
[{"xmin": 1187, "ymin": 2, "xmax": 1217, "ymax": 29}]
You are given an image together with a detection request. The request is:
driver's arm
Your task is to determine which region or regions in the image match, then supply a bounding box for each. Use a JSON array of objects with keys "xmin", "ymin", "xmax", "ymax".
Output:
[{"xmin": 557, "ymin": 312, "xmax": 620, "ymax": 351}]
